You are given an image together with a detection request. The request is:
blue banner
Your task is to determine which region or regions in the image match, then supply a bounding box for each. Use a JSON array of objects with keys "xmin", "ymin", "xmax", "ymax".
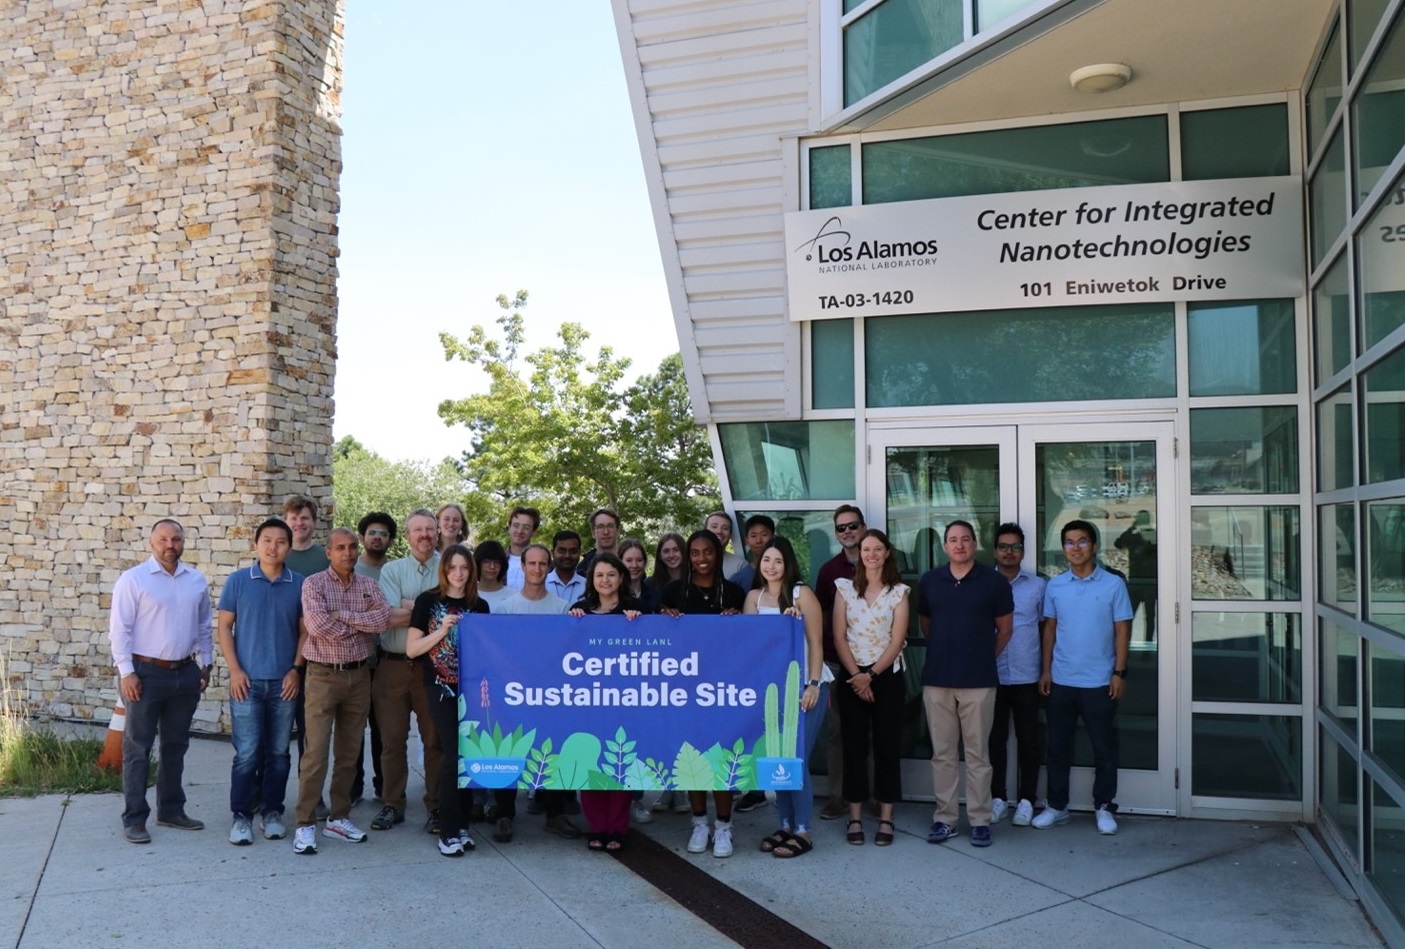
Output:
[{"xmin": 456, "ymin": 614, "xmax": 806, "ymax": 792}]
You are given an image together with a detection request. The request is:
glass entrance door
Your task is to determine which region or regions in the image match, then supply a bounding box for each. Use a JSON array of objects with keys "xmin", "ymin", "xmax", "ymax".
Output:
[{"xmin": 870, "ymin": 421, "xmax": 1177, "ymax": 814}]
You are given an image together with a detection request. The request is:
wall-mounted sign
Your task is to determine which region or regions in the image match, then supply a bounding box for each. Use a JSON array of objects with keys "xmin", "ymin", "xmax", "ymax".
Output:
[{"xmin": 784, "ymin": 177, "xmax": 1304, "ymax": 320}]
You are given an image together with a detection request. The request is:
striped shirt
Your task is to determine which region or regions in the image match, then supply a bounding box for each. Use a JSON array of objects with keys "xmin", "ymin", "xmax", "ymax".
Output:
[{"xmin": 300, "ymin": 567, "xmax": 391, "ymax": 665}]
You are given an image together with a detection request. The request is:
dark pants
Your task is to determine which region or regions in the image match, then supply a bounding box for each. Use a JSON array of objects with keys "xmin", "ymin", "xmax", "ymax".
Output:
[
  {"xmin": 1045, "ymin": 682, "xmax": 1119, "ymax": 812},
  {"xmin": 425, "ymin": 681, "xmax": 472, "ymax": 836},
  {"xmin": 836, "ymin": 667, "xmax": 904, "ymax": 804},
  {"xmin": 989, "ymin": 682, "xmax": 1041, "ymax": 805},
  {"xmin": 537, "ymin": 790, "xmax": 570, "ymax": 818},
  {"xmin": 122, "ymin": 660, "xmax": 202, "ymax": 828}
]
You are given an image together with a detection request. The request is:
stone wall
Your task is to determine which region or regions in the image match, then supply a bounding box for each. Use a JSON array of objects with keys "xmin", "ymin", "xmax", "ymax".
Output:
[{"xmin": 0, "ymin": 0, "xmax": 343, "ymax": 731}]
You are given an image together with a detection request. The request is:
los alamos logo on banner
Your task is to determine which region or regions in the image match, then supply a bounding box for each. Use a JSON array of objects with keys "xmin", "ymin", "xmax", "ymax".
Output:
[{"xmin": 456, "ymin": 615, "xmax": 807, "ymax": 792}]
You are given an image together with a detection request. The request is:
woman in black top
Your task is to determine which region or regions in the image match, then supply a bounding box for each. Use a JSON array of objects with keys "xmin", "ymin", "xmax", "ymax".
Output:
[
  {"xmin": 569, "ymin": 552, "xmax": 645, "ymax": 851},
  {"xmin": 405, "ymin": 544, "xmax": 490, "ymax": 857},
  {"xmin": 660, "ymin": 530, "xmax": 746, "ymax": 857}
]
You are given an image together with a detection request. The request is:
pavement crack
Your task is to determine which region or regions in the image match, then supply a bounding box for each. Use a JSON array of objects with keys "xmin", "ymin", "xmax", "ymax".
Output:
[{"xmin": 14, "ymin": 796, "xmax": 68, "ymax": 949}]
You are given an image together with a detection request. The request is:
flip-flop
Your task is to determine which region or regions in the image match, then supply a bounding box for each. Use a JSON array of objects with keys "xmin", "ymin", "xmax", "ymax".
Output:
[
  {"xmin": 759, "ymin": 829, "xmax": 791, "ymax": 853},
  {"xmin": 773, "ymin": 833, "xmax": 813, "ymax": 858}
]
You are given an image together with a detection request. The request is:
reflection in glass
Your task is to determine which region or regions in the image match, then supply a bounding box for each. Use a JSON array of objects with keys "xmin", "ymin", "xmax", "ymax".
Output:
[
  {"xmin": 1349, "ymin": 0, "xmax": 1393, "ymax": 71},
  {"xmin": 975, "ymin": 0, "xmax": 1041, "ymax": 30},
  {"xmin": 1319, "ymin": 726, "xmax": 1359, "ymax": 860},
  {"xmin": 1187, "ymin": 299, "xmax": 1297, "ymax": 396},
  {"xmin": 1352, "ymin": 11, "xmax": 1405, "ymax": 204},
  {"xmin": 861, "ymin": 116, "xmax": 1169, "ymax": 204},
  {"xmin": 733, "ymin": 509, "xmax": 841, "ymax": 589},
  {"xmin": 1313, "ymin": 254, "xmax": 1352, "ymax": 383},
  {"xmin": 1189, "ymin": 407, "xmax": 1299, "ymax": 494},
  {"xmin": 1367, "ymin": 499, "xmax": 1405, "ymax": 635},
  {"xmin": 1189, "ymin": 507, "xmax": 1301, "ymax": 600},
  {"xmin": 1372, "ymin": 643, "xmax": 1405, "ymax": 784},
  {"xmin": 884, "ymin": 445, "xmax": 1001, "ymax": 581},
  {"xmin": 1180, "ymin": 104, "xmax": 1291, "ymax": 181},
  {"xmin": 844, "ymin": 0, "xmax": 962, "ymax": 107},
  {"xmin": 1364, "ymin": 346, "xmax": 1405, "ymax": 483},
  {"xmin": 1306, "ymin": 20, "xmax": 1343, "ymax": 155},
  {"xmin": 811, "ymin": 319, "xmax": 855, "ymax": 410},
  {"xmin": 866, "ymin": 305, "xmax": 1175, "ymax": 407},
  {"xmin": 808, "ymin": 145, "xmax": 852, "ymax": 210},
  {"xmin": 1317, "ymin": 385, "xmax": 1356, "ymax": 492},
  {"xmin": 1191, "ymin": 613, "xmax": 1301, "ymax": 703},
  {"xmin": 1191, "ymin": 713, "xmax": 1301, "ymax": 799},
  {"xmin": 1310, "ymin": 129, "xmax": 1347, "ymax": 268},
  {"xmin": 1368, "ymin": 779, "xmax": 1405, "ymax": 920},
  {"xmin": 1322, "ymin": 618, "xmax": 1359, "ymax": 731},
  {"xmin": 718, "ymin": 421, "xmax": 855, "ymax": 501},
  {"xmin": 1319, "ymin": 504, "xmax": 1358, "ymax": 613},
  {"xmin": 1358, "ymin": 177, "xmax": 1405, "ymax": 351},
  {"xmin": 1036, "ymin": 440, "xmax": 1156, "ymax": 770}
]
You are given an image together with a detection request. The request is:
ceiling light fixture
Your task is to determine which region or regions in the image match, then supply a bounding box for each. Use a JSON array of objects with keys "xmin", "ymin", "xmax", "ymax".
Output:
[{"xmin": 1070, "ymin": 63, "xmax": 1133, "ymax": 93}]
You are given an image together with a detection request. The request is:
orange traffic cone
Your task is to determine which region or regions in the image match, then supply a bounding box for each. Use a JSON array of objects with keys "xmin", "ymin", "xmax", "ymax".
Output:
[{"xmin": 97, "ymin": 695, "xmax": 125, "ymax": 772}]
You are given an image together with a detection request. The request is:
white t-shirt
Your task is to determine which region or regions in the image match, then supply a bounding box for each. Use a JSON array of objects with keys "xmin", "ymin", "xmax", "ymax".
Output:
[{"xmin": 496, "ymin": 591, "xmax": 570, "ymax": 615}]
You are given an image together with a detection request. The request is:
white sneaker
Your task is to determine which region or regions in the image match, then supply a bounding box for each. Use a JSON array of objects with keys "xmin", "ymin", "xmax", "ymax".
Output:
[
  {"xmin": 292, "ymin": 824, "xmax": 318, "ymax": 854},
  {"xmin": 229, "ymin": 817, "xmax": 253, "ymax": 846},
  {"xmin": 675, "ymin": 795, "xmax": 691, "ymax": 814},
  {"xmin": 1095, "ymin": 805, "xmax": 1118, "ymax": 835},
  {"xmin": 1011, "ymin": 799, "xmax": 1034, "ymax": 827},
  {"xmin": 438, "ymin": 835, "xmax": 465, "ymax": 857},
  {"xmin": 459, "ymin": 827, "xmax": 477, "ymax": 851},
  {"xmin": 652, "ymin": 791, "xmax": 674, "ymax": 813},
  {"xmin": 631, "ymin": 802, "xmax": 654, "ymax": 824},
  {"xmin": 262, "ymin": 812, "xmax": 286, "ymax": 840},
  {"xmin": 322, "ymin": 817, "xmax": 367, "ymax": 843},
  {"xmin": 687, "ymin": 817, "xmax": 710, "ymax": 853},
  {"xmin": 712, "ymin": 820, "xmax": 733, "ymax": 858},
  {"xmin": 1031, "ymin": 807, "xmax": 1070, "ymax": 829},
  {"xmin": 990, "ymin": 798, "xmax": 1008, "ymax": 822}
]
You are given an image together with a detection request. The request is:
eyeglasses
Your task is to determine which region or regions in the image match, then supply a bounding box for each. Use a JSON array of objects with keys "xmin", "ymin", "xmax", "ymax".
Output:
[
  {"xmin": 1062, "ymin": 538, "xmax": 1092, "ymax": 549},
  {"xmin": 995, "ymin": 543, "xmax": 1024, "ymax": 552},
  {"xmin": 835, "ymin": 521, "xmax": 863, "ymax": 533},
  {"xmin": 365, "ymin": 529, "xmax": 391, "ymax": 539}
]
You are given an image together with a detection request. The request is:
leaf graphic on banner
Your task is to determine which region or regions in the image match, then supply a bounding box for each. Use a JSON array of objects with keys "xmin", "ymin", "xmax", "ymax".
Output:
[
  {"xmin": 625, "ymin": 759, "xmax": 662, "ymax": 790},
  {"xmin": 509, "ymin": 727, "xmax": 537, "ymax": 759},
  {"xmin": 701, "ymin": 742, "xmax": 731, "ymax": 783},
  {"xmin": 586, "ymin": 770, "xmax": 625, "ymax": 790},
  {"xmin": 672, "ymin": 742, "xmax": 714, "ymax": 790},
  {"xmin": 603, "ymin": 725, "xmax": 638, "ymax": 781},
  {"xmin": 555, "ymin": 732, "xmax": 603, "ymax": 789},
  {"xmin": 643, "ymin": 757, "xmax": 671, "ymax": 789},
  {"xmin": 521, "ymin": 738, "xmax": 555, "ymax": 791}
]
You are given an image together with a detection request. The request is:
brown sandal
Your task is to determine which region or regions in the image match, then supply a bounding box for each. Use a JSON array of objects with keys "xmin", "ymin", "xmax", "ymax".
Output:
[
  {"xmin": 846, "ymin": 819, "xmax": 865, "ymax": 845},
  {"xmin": 875, "ymin": 819, "xmax": 895, "ymax": 846},
  {"xmin": 773, "ymin": 832, "xmax": 813, "ymax": 858},
  {"xmin": 759, "ymin": 829, "xmax": 790, "ymax": 853}
]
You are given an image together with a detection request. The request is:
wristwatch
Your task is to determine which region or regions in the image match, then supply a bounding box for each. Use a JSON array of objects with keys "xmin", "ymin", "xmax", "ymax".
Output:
[
  {"xmin": 1113, "ymin": 668, "xmax": 1128, "ymax": 679},
  {"xmin": 806, "ymin": 679, "xmax": 821, "ymax": 688}
]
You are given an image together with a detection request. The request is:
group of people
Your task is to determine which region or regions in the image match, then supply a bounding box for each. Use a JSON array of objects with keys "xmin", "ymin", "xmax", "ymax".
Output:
[{"xmin": 107, "ymin": 495, "xmax": 1130, "ymax": 863}]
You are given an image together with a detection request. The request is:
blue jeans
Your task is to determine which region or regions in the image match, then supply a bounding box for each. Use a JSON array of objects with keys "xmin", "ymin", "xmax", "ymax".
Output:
[
  {"xmin": 229, "ymin": 679, "xmax": 296, "ymax": 819},
  {"xmin": 1045, "ymin": 682, "xmax": 1119, "ymax": 812},
  {"xmin": 122, "ymin": 661, "xmax": 202, "ymax": 828},
  {"xmin": 776, "ymin": 683, "xmax": 829, "ymax": 833}
]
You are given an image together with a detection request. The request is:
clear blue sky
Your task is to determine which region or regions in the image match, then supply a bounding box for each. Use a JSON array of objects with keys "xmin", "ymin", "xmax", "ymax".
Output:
[{"xmin": 333, "ymin": 3, "xmax": 674, "ymax": 462}]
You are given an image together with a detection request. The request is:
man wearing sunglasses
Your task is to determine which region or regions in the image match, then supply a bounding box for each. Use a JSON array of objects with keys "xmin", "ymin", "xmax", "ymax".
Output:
[
  {"xmin": 988, "ymin": 523, "xmax": 1045, "ymax": 828},
  {"xmin": 813, "ymin": 505, "xmax": 867, "ymax": 821},
  {"xmin": 1035, "ymin": 519, "xmax": 1132, "ymax": 836}
]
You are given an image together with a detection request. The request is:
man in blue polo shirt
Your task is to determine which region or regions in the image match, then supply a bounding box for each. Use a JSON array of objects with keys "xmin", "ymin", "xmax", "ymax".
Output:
[
  {"xmin": 1035, "ymin": 518, "xmax": 1133, "ymax": 835},
  {"xmin": 916, "ymin": 520, "xmax": 1013, "ymax": 847},
  {"xmin": 216, "ymin": 517, "xmax": 306, "ymax": 845}
]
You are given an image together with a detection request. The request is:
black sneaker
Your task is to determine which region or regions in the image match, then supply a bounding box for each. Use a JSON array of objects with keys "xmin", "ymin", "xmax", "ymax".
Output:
[
  {"xmin": 425, "ymin": 809, "xmax": 441, "ymax": 835},
  {"xmin": 734, "ymin": 791, "xmax": 768, "ymax": 813},
  {"xmin": 370, "ymin": 805, "xmax": 404, "ymax": 830}
]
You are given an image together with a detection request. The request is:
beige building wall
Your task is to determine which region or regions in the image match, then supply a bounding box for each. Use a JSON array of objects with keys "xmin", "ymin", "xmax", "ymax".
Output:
[{"xmin": 0, "ymin": 0, "xmax": 343, "ymax": 730}]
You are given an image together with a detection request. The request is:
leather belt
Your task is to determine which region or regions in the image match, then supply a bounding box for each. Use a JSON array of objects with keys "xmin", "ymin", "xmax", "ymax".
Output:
[
  {"xmin": 309, "ymin": 658, "xmax": 369, "ymax": 671},
  {"xmin": 132, "ymin": 654, "xmax": 194, "ymax": 669}
]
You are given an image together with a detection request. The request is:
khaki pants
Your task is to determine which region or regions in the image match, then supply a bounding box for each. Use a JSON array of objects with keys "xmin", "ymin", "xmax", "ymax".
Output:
[
  {"xmin": 373, "ymin": 656, "xmax": 441, "ymax": 814},
  {"xmin": 923, "ymin": 685, "xmax": 997, "ymax": 827},
  {"xmin": 297, "ymin": 663, "xmax": 371, "ymax": 826}
]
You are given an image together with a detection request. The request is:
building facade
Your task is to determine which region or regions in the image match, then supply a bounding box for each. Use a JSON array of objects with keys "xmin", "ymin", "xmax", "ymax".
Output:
[{"xmin": 614, "ymin": 0, "xmax": 1405, "ymax": 935}]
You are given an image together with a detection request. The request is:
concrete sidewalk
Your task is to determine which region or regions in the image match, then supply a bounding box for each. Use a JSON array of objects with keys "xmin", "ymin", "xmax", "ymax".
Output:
[{"xmin": 1, "ymin": 733, "xmax": 1384, "ymax": 949}]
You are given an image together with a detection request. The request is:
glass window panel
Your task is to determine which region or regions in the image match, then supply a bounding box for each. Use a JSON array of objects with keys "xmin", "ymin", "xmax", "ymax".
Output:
[
  {"xmin": 866, "ymin": 304, "xmax": 1175, "ymax": 407},
  {"xmin": 808, "ymin": 145, "xmax": 853, "ymax": 210},
  {"xmin": 1189, "ymin": 506, "xmax": 1301, "ymax": 600},
  {"xmin": 1192, "ymin": 713, "xmax": 1302, "ymax": 799},
  {"xmin": 811, "ymin": 319, "xmax": 855, "ymax": 409},
  {"xmin": 1369, "ymin": 779, "xmax": 1405, "ymax": 919},
  {"xmin": 1357, "ymin": 170, "xmax": 1405, "ymax": 351},
  {"xmin": 975, "ymin": 0, "xmax": 1040, "ymax": 30},
  {"xmin": 1320, "ymin": 503, "xmax": 1358, "ymax": 614},
  {"xmin": 886, "ymin": 444, "xmax": 1002, "ymax": 580},
  {"xmin": 844, "ymin": 0, "xmax": 963, "ymax": 107},
  {"xmin": 1189, "ymin": 407, "xmax": 1299, "ymax": 495},
  {"xmin": 1191, "ymin": 612, "xmax": 1301, "ymax": 703},
  {"xmin": 1180, "ymin": 104, "xmax": 1291, "ymax": 181},
  {"xmin": 732, "ymin": 509, "xmax": 843, "ymax": 587},
  {"xmin": 1187, "ymin": 299, "xmax": 1297, "ymax": 396},
  {"xmin": 1367, "ymin": 499, "xmax": 1405, "ymax": 635},
  {"xmin": 1372, "ymin": 642, "xmax": 1405, "ymax": 783},
  {"xmin": 1364, "ymin": 345, "xmax": 1405, "ymax": 483},
  {"xmin": 1350, "ymin": 0, "xmax": 1393, "ymax": 71},
  {"xmin": 718, "ymin": 421, "xmax": 856, "ymax": 501},
  {"xmin": 843, "ymin": 0, "xmax": 864, "ymax": 13},
  {"xmin": 1310, "ymin": 129, "xmax": 1348, "ymax": 269},
  {"xmin": 1307, "ymin": 20, "xmax": 1344, "ymax": 156},
  {"xmin": 1322, "ymin": 617, "xmax": 1359, "ymax": 731},
  {"xmin": 1317, "ymin": 384, "xmax": 1357, "ymax": 492},
  {"xmin": 1352, "ymin": 10, "xmax": 1405, "ymax": 204},
  {"xmin": 861, "ymin": 116, "xmax": 1169, "ymax": 204},
  {"xmin": 1314, "ymin": 254, "xmax": 1353, "ymax": 383},
  {"xmin": 1319, "ymin": 726, "xmax": 1359, "ymax": 860}
]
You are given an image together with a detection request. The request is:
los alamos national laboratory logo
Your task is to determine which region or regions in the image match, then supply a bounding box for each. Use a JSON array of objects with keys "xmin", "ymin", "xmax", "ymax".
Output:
[{"xmin": 794, "ymin": 215, "xmax": 940, "ymax": 273}]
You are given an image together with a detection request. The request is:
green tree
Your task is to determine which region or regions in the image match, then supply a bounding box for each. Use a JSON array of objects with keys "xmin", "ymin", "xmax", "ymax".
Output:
[
  {"xmin": 330, "ymin": 436, "xmax": 473, "ymax": 557},
  {"xmin": 437, "ymin": 291, "xmax": 719, "ymax": 540}
]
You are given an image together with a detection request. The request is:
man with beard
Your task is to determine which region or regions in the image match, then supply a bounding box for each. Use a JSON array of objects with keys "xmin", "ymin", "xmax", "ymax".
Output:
[{"xmin": 351, "ymin": 511, "xmax": 396, "ymax": 805}]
